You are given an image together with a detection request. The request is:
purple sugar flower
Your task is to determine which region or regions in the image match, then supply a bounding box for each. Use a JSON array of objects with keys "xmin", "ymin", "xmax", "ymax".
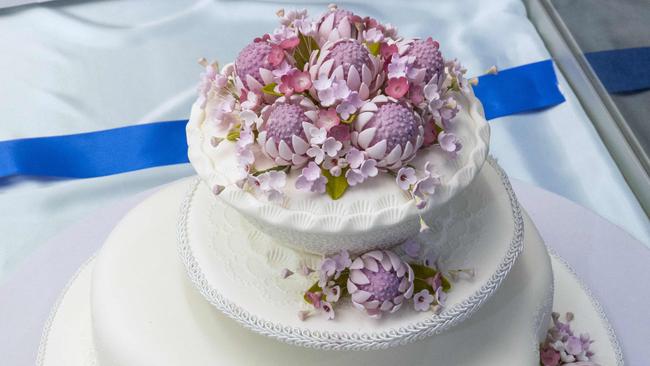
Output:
[
  {"xmin": 401, "ymin": 239, "xmax": 421, "ymax": 258},
  {"xmin": 352, "ymin": 97, "xmax": 424, "ymax": 170},
  {"xmin": 319, "ymin": 249, "xmax": 352, "ymax": 286},
  {"xmin": 413, "ymin": 289, "xmax": 434, "ymax": 312},
  {"xmin": 403, "ymin": 37, "xmax": 444, "ymax": 84},
  {"xmin": 387, "ymin": 54, "xmax": 412, "ymax": 79},
  {"xmin": 235, "ymin": 41, "xmax": 283, "ymax": 91},
  {"xmin": 541, "ymin": 346, "xmax": 561, "ymax": 366},
  {"xmin": 434, "ymin": 286, "xmax": 447, "ymax": 307},
  {"xmin": 324, "ymin": 40, "xmax": 371, "ymax": 79},
  {"xmin": 315, "ymin": 7, "xmax": 359, "ymax": 45},
  {"xmin": 541, "ymin": 312, "xmax": 599, "ymax": 366},
  {"xmin": 347, "ymin": 250, "xmax": 414, "ymax": 318},
  {"xmin": 258, "ymin": 96, "xmax": 320, "ymax": 167},
  {"xmin": 332, "ymin": 249, "xmax": 352, "ymax": 271},
  {"xmin": 308, "ymin": 39, "xmax": 384, "ymax": 103}
]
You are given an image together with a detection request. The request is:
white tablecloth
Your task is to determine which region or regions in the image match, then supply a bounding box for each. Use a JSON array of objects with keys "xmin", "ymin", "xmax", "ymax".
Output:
[{"xmin": 1, "ymin": 0, "xmax": 648, "ymax": 282}]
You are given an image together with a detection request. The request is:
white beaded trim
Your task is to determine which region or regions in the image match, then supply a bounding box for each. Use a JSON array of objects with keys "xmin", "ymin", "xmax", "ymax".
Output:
[
  {"xmin": 547, "ymin": 249, "xmax": 625, "ymax": 366},
  {"xmin": 177, "ymin": 157, "xmax": 524, "ymax": 350},
  {"xmin": 36, "ymin": 255, "xmax": 96, "ymax": 366}
]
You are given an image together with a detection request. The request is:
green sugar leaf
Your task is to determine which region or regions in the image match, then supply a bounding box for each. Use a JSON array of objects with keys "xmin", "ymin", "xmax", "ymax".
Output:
[
  {"xmin": 366, "ymin": 42, "xmax": 381, "ymax": 56},
  {"xmin": 262, "ymin": 83, "xmax": 282, "ymax": 97},
  {"xmin": 294, "ymin": 33, "xmax": 320, "ymax": 70},
  {"xmin": 323, "ymin": 168, "xmax": 349, "ymax": 200}
]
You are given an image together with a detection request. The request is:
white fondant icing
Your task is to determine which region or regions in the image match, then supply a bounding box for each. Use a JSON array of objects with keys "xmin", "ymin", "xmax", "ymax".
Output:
[
  {"xmin": 186, "ymin": 89, "xmax": 490, "ymax": 255},
  {"xmin": 84, "ymin": 178, "xmax": 552, "ymax": 365},
  {"xmin": 37, "ymin": 241, "xmax": 624, "ymax": 366},
  {"xmin": 176, "ymin": 159, "xmax": 524, "ymax": 348}
]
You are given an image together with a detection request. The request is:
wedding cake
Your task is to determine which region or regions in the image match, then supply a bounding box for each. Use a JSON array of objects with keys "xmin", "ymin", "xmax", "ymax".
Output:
[{"xmin": 37, "ymin": 5, "xmax": 606, "ymax": 366}]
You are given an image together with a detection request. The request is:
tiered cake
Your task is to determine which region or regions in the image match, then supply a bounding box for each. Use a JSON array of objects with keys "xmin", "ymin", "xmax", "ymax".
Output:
[{"xmin": 37, "ymin": 5, "xmax": 611, "ymax": 366}]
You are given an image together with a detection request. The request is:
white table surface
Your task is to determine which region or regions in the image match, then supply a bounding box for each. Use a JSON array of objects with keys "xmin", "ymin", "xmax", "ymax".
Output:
[{"xmin": 0, "ymin": 0, "xmax": 649, "ymax": 283}]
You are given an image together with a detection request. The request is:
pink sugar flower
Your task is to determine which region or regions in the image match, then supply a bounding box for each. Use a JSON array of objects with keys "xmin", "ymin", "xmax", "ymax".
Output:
[
  {"xmin": 305, "ymin": 291, "xmax": 322, "ymax": 309},
  {"xmin": 385, "ymin": 77, "xmax": 409, "ymax": 99},
  {"xmin": 329, "ymin": 124, "xmax": 350, "ymax": 142},
  {"xmin": 279, "ymin": 36, "xmax": 300, "ymax": 50},
  {"xmin": 278, "ymin": 69, "xmax": 311, "ymax": 97},
  {"xmin": 289, "ymin": 71, "xmax": 312, "ymax": 93},
  {"xmin": 422, "ymin": 120, "xmax": 437, "ymax": 147},
  {"xmin": 278, "ymin": 75, "xmax": 295, "ymax": 96},
  {"xmin": 540, "ymin": 346, "xmax": 561, "ymax": 366},
  {"xmin": 316, "ymin": 108, "xmax": 340, "ymax": 131},
  {"xmin": 409, "ymin": 84, "xmax": 425, "ymax": 105},
  {"xmin": 268, "ymin": 44, "xmax": 285, "ymax": 67},
  {"xmin": 380, "ymin": 43, "xmax": 398, "ymax": 59},
  {"xmin": 253, "ymin": 33, "xmax": 271, "ymax": 43}
]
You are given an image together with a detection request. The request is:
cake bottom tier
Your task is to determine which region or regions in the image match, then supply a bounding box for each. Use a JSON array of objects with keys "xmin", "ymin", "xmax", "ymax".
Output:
[{"xmin": 80, "ymin": 179, "xmax": 554, "ymax": 366}]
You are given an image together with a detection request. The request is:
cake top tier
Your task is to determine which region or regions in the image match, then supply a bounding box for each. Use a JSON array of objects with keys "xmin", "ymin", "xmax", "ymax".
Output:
[
  {"xmin": 189, "ymin": 4, "xmax": 483, "ymax": 204},
  {"xmin": 187, "ymin": 5, "xmax": 489, "ymax": 255}
]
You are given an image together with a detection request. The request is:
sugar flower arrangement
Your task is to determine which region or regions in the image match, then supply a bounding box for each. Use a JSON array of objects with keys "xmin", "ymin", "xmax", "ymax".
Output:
[
  {"xmin": 198, "ymin": 4, "xmax": 472, "ymax": 205},
  {"xmin": 281, "ymin": 222, "xmax": 474, "ymax": 320},
  {"xmin": 540, "ymin": 312, "xmax": 600, "ymax": 366}
]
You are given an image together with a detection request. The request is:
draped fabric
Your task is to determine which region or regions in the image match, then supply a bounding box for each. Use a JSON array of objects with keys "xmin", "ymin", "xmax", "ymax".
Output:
[{"xmin": 0, "ymin": 0, "xmax": 648, "ymax": 284}]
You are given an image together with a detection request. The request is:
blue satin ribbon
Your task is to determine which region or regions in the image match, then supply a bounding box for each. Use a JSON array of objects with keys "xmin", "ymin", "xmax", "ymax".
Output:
[
  {"xmin": 0, "ymin": 59, "xmax": 565, "ymax": 179},
  {"xmin": 585, "ymin": 47, "xmax": 650, "ymax": 94},
  {"xmin": 473, "ymin": 59, "xmax": 565, "ymax": 120},
  {"xmin": 0, "ymin": 121, "xmax": 189, "ymax": 178}
]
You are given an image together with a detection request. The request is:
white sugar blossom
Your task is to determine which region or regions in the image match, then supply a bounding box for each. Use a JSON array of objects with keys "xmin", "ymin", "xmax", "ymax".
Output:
[
  {"xmin": 336, "ymin": 91, "xmax": 364, "ymax": 120},
  {"xmin": 362, "ymin": 27, "xmax": 384, "ymax": 43},
  {"xmin": 323, "ymin": 285, "xmax": 341, "ymax": 303},
  {"xmin": 322, "ymin": 156, "xmax": 347, "ymax": 177},
  {"xmin": 308, "ymin": 126, "xmax": 328, "ymax": 145},
  {"xmin": 322, "ymin": 137, "xmax": 343, "ymax": 157},
  {"xmin": 438, "ymin": 131, "xmax": 462, "ymax": 156},
  {"xmin": 296, "ymin": 162, "xmax": 327, "ymax": 193},
  {"xmin": 396, "ymin": 167, "xmax": 417, "ymax": 190},
  {"xmin": 387, "ymin": 54, "xmax": 413, "ymax": 79},
  {"xmin": 247, "ymin": 170, "xmax": 286, "ymax": 202}
]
